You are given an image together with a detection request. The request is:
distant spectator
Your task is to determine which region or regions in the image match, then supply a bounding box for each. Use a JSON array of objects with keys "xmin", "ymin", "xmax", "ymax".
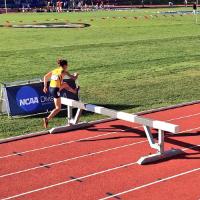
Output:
[
  {"xmin": 63, "ymin": 0, "xmax": 69, "ymax": 11},
  {"xmin": 141, "ymin": 0, "xmax": 144, "ymax": 8},
  {"xmin": 27, "ymin": 3, "xmax": 30, "ymax": 11},
  {"xmin": 84, "ymin": 3, "xmax": 88, "ymax": 11},
  {"xmin": 59, "ymin": 1, "xmax": 63, "ymax": 12},
  {"xmin": 56, "ymin": 0, "xmax": 63, "ymax": 12},
  {"xmin": 193, "ymin": 3, "xmax": 197, "ymax": 14},
  {"xmin": 95, "ymin": 2, "xmax": 99, "ymax": 9},
  {"xmin": 169, "ymin": 1, "xmax": 173, "ymax": 7},
  {"xmin": 100, "ymin": 1, "xmax": 104, "ymax": 8},
  {"xmin": 22, "ymin": 5, "xmax": 25, "ymax": 12},
  {"xmin": 77, "ymin": 1, "xmax": 83, "ymax": 9},
  {"xmin": 184, "ymin": 0, "xmax": 188, "ymax": 7},
  {"xmin": 47, "ymin": 1, "xmax": 51, "ymax": 12}
]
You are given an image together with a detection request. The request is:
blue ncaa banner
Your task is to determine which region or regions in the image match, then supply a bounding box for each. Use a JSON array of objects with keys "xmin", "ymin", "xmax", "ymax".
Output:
[{"xmin": 5, "ymin": 79, "xmax": 78, "ymax": 116}]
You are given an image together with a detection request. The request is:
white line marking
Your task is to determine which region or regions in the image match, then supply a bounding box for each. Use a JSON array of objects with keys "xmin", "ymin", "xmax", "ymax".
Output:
[
  {"xmin": 0, "ymin": 140, "xmax": 147, "ymax": 178},
  {"xmin": 99, "ymin": 144, "xmax": 200, "ymax": 200},
  {"xmin": 167, "ymin": 112, "xmax": 200, "ymax": 122},
  {"xmin": 1, "ymin": 111, "xmax": 200, "ymax": 159},
  {"xmin": 0, "ymin": 162, "xmax": 138, "ymax": 200},
  {"xmin": 179, "ymin": 126, "xmax": 200, "ymax": 134},
  {"xmin": 99, "ymin": 168, "xmax": 200, "ymax": 200},
  {"xmin": 1, "ymin": 124, "xmax": 200, "ymax": 178},
  {"xmin": 1, "ymin": 143, "xmax": 200, "ymax": 200},
  {"xmin": 99, "ymin": 167, "xmax": 200, "ymax": 200},
  {"xmin": 0, "ymin": 130, "xmax": 130, "ymax": 159},
  {"xmin": 1, "ymin": 145, "xmax": 200, "ymax": 200}
]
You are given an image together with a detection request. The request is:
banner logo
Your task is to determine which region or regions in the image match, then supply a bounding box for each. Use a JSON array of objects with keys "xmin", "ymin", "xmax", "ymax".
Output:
[{"xmin": 16, "ymin": 86, "xmax": 39, "ymax": 112}]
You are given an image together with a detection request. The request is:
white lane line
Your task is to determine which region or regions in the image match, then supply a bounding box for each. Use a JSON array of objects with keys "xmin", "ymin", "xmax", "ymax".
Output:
[
  {"xmin": 179, "ymin": 126, "xmax": 200, "ymax": 134},
  {"xmin": 0, "ymin": 161, "xmax": 138, "ymax": 200},
  {"xmin": 0, "ymin": 140, "xmax": 147, "ymax": 178},
  {"xmin": 167, "ymin": 112, "xmax": 200, "ymax": 122},
  {"xmin": 1, "ymin": 111, "xmax": 200, "ymax": 159},
  {"xmin": 1, "ymin": 124, "xmax": 200, "ymax": 178},
  {"xmin": 1, "ymin": 143, "xmax": 200, "ymax": 200},
  {"xmin": 98, "ymin": 143, "xmax": 200, "ymax": 200},
  {"xmin": 0, "ymin": 130, "xmax": 131, "ymax": 159},
  {"xmin": 99, "ymin": 167, "xmax": 200, "ymax": 200}
]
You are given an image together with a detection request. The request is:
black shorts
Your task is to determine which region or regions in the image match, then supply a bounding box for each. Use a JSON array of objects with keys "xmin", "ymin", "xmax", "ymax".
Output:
[{"xmin": 49, "ymin": 87, "xmax": 60, "ymax": 99}]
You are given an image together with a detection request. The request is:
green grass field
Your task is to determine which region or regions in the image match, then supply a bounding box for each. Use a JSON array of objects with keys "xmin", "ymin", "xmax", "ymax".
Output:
[{"xmin": 0, "ymin": 8, "xmax": 200, "ymax": 139}]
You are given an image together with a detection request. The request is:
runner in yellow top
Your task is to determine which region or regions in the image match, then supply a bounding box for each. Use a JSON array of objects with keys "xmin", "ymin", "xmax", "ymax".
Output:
[{"xmin": 43, "ymin": 59, "xmax": 79, "ymax": 128}]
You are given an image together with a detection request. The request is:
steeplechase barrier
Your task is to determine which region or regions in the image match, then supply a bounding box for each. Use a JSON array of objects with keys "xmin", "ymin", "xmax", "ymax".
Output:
[{"xmin": 49, "ymin": 97, "xmax": 183, "ymax": 165}]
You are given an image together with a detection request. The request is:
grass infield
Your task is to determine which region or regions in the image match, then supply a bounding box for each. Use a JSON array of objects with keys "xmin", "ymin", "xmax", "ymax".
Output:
[{"xmin": 0, "ymin": 8, "xmax": 200, "ymax": 138}]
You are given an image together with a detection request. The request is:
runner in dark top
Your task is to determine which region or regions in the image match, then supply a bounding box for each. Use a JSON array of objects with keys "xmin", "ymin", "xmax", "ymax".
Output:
[{"xmin": 193, "ymin": 3, "xmax": 197, "ymax": 14}]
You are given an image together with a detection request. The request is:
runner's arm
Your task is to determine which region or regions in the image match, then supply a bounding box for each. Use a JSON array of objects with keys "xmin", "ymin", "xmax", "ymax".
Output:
[
  {"xmin": 43, "ymin": 72, "xmax": 52, "ymax": 93},
  {"xmin": 60, "ymin": 82, "xmax": 78, "ymax": 94},
  {"xmin": 64, "ymin": 71, "xmax": 79, "ymax": 80}
]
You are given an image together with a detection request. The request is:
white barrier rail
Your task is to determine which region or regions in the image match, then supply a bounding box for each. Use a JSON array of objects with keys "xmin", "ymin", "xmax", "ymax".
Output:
[
  {"xmin": 61, "ymin": 98, "xmax": 179, "ymax": 134},
  {"xmin": 50, "ymin": 97, "xmax": 183, "ymax": 165}
]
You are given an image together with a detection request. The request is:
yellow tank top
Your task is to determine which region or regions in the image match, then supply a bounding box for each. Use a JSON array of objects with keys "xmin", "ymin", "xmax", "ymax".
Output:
[{"xmin": 50, "ymin": 67, "xmax": 63, "ymax": 88}]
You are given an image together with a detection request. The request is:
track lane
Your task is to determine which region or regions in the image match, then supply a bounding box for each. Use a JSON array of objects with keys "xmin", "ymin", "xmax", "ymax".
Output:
[
  {"xmin": 1, "ymin": 103, "xmax": 199, "ymax": 157},
  {"xmin": 1, "ymin": 128, "xmax": 200, "ymax": 199},
  {"xmin": 1, "ymin": 112, "xmax": 200, "ymax": 175},
  {"xmin": 0, "ymin": 103, "xmax": 200, "ymax": 200},
  {"xmin": 0, "ymin": 129, "xmax": 147, "ymax": 175},
  {"xmin": 0, "ymin": 142, "xmax": 152, "ymax": 199},
  {"xmin": 99, "ymin": 167, "xmax": 200, "ymax": 200},
  {"xmin": 143, "ymin": 103, "xmax": 200, "ymax": 120},
  {"xmin": 0, "ymin": 123, "xmax": 122, "ymax": 157},
  {"xmin": 2, "ymin": 144, "xmax": 199, "ymax": 200},
  {"xmin": 0, "ymin": 107, "xmax": 200, "ymax": 159}
]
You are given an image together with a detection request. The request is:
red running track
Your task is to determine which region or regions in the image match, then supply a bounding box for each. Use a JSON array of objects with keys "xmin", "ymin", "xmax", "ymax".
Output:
[{"xmin": 0, "ymin": 103, "xmax": 200, "ymax": 200}]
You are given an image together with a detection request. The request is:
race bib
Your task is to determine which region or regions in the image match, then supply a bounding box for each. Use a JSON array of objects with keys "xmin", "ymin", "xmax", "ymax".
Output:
[
  {"xmin": 51, "ymin": 74, "xmax": 59, "ymax": 81},
  {"xmin": 57, "ymin": 91, "xmax": 61, "ymax": 97}
]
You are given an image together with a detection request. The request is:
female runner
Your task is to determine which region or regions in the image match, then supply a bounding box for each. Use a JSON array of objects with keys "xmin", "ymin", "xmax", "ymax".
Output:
[{"xmin": 43, "ymin": 59, "xmax": 78, "ymax": 128}]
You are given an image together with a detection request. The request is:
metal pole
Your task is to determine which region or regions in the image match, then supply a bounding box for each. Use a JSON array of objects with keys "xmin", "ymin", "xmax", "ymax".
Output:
[
  {"xmin": 196, "ymin": 0, "xmax": 199, "ymax": 24},
  {"xmin": 4, "ymin": 0, "xmax": 8, "ymax": 14}
]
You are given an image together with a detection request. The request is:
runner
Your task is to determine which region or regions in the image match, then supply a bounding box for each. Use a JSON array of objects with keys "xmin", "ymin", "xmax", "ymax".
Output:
[
  {"xmin": 56, "ymin": 0, "xmax": 63, "ymax": 12},
  {"xmin": 193, "ymin": 2, "xmax": 197, "ymax": 14},
  {"xmin": 42, "ymin": 59, "xmax": 79, "ymax": 128}
]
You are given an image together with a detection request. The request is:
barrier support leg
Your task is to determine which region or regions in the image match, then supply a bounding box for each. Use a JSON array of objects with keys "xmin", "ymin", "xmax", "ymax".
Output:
[
  {"xmin": 70, "ymin": 109, "xmax": 83, "ymax": 125},
  {"xmin": 137, "ymin": 127, "xmax": 183, "ymax": 165},
  {"xmin": 50, "ymin": 107, "xmax": 89, "ymax": 134},
  {"xmin": 158, "ymin": 129, "xmax": 164, "ymax": 154},
  {"xmin": 67, "ymin": 105, "xmax": 73, "ymax": 124},
  {"xmin": 143, "ymin": 125, "xmax": 160, "ymax": 151}
]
